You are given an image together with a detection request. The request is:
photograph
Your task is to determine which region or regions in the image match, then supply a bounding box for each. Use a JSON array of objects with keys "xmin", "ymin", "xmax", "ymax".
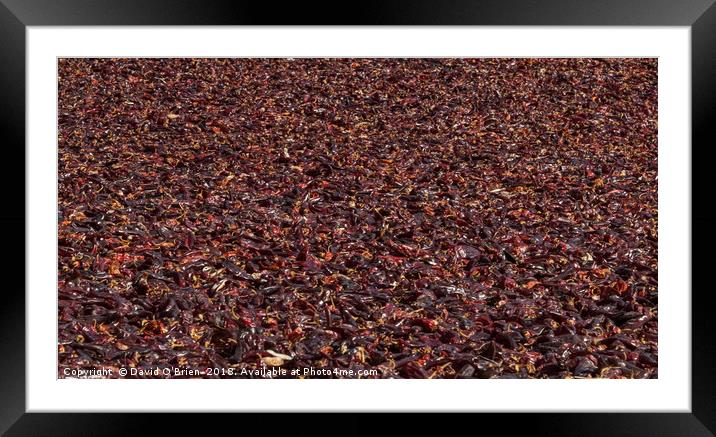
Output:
[{"xmin": 57, "ymin": 57, "xmax": 658, "ymax": 379}]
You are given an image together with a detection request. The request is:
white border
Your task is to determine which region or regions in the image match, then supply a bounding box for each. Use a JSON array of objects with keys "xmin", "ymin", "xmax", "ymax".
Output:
[{"xmin": 27, "ymin": 27, "xmax": 690, "ymax": 412}]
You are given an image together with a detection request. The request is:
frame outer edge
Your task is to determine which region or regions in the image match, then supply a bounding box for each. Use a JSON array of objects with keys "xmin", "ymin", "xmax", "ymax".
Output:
[
  {"xmin": 692, "ymin": 0, "xmax": 716, "ymax": 434},
  {"xmin": 0, "ymin": 0, "xmax": 715, "ymax": 25},
  {"xmin": 3, "ymin": 0, "xmax": 715, "ymax": 435},
  {"xmin": 0, "ymin": 0, "xmax": 27, "ymax": 436}
]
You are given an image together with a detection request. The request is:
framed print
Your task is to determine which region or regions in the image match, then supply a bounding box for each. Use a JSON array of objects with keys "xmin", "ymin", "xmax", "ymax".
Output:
[{"xmin": 2, "ymin": 0, "xmax": 715, "ymax": 434}]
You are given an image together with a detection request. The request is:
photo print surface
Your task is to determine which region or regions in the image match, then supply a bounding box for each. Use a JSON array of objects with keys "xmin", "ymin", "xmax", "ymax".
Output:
[{"xmin": 58, "ymin": 58, "xmax": 657, "ymax": 379}]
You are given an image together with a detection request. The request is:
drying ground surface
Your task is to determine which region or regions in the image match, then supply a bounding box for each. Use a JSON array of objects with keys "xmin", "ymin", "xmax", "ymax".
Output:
[{"xmin": 58, "ymin": 58, "xmax": 657, "ymax": 378}]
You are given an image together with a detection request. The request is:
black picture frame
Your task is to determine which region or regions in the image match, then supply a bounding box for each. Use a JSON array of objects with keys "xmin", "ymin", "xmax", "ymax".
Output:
[{"xmin": 2, "ymin": 1, "xmax": 714, "ymax": 435}]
